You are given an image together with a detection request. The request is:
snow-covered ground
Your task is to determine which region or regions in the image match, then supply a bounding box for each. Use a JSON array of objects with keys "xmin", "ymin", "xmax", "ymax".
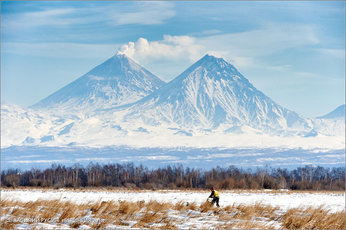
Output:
[
  {"xmin": 2, "ymin": 189, "xmax": 344, "ymax": 213},
  {"xmin": 1, "ymin": 189, "xmax": 344, "ymax": 229},
  {"xmin": 1, "ymin": 102, "xmax": 344, "ymax": 149}
]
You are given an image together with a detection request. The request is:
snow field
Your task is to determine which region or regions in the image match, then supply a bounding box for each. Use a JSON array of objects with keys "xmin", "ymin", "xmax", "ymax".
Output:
[
  {"xmin": 1, "ymin": 189, "xmax": 344, "ymax": 229},
  {"xmin": 2, "ymin": 189, "xmax": 344, "ymax": 212}
]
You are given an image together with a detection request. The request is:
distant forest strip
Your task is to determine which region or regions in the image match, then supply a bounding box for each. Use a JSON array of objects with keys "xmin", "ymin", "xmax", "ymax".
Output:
[{"xmin": 1, "ymin": 163, "xmax": 345, "ymax": 190}]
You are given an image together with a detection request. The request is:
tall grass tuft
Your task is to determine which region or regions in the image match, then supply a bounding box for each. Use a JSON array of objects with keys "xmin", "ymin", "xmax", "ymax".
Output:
[{"xmin": 282, "ymin": 206, "xmax": 346, "ymax": 229}]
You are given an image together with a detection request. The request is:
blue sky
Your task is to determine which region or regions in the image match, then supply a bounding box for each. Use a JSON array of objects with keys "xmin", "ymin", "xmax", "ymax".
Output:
[{"xmin": 1, "ymin": 1, "xmax": 344, "ymax": 117}]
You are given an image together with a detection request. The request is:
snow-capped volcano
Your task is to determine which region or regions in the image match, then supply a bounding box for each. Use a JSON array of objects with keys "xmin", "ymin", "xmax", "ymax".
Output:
[
  {"xmin": 122, "ymin": 54, "xmax": 309, "ymax": 133},
  {"xmin": 32, "ymin": 53, "xmax": 165, "ymax": 112}
]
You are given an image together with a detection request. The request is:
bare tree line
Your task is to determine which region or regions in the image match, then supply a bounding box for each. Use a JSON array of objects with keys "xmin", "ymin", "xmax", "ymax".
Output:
[{"xmin": 1, "ymin": 163, "xmax": 344, "ymax": 190}]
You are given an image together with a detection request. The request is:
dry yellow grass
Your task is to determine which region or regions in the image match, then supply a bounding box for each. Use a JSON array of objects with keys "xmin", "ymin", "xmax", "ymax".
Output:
[
  {"xmin": 1, "ymin": 221, "xmax": 16, "ymax": 230},
  {"xmin": 146, "ymin": 200, "xmax": 172, "ymax": 213},
  {"xmin": 117, "ymin": 200, "xmax": 145, "ymax": 220},
  {"xmin": 219, "ymin": 220, "xmax": 276, "ymax": 229},
  {"xmin": 282, "ymin": 206, "xmax": 346, "ymax": 230},
  {"xmin": 173, "ymin": 201, "xmax": 199, "ymax": 213},
  {"xmin": 215, "ymin": 203, "xmax": 279, "ymax": 228},
  {"xmin": 158, "ymin": 222, "xmax": 178, "ymax": 230},
  {"xmin": 187, "ymin": 201, "xmax": 198, "ymax": 211},
  {"xmin": 200, "ymin": 200, "xmax": 217, "ymax": 213},
  {"xmin": 132, "ymin": 200, "xmax": 174, "ymax": 228},
  {"xmin": 173, "ymin": 201, "xmax": 186, "ymax": 211},
  {"xmin": 233, "ymin": 202, "xmax": 279, "ymax": 220},
  {"xmin": 134, "ymin": 211, "xmax": 165, "ymax": 228},
  {"xmin": 1, "ymin": 198, "xmax": 345, "ymax": 229}
]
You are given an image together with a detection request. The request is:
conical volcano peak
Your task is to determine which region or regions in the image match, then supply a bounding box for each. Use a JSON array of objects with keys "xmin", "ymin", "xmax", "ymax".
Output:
[
  {"xmin": 32, "ymin": 52, "xmax": 165, "ymax": 111},
  {"xmin": 109, "ymin": 52, "xmax": 133, "ymax": 66},
  {"xmin": 113, "ymin": 52, "xmax": 135, "ymax": 62},
  {"xmin": 88, "ymin": 52, "xmax": 147, "ymax": 79},
  {"xmin": 111, "ymin": 52, "xmax": 133, "ymax": 65},
  {"xmin": 192, "ymin": 54, "xmax": 240, "ymax": 76},
  {"xmin": 114, "ymin": 51, "xmax": 139, "ymax": 64},
  {"xmin": 200, "ymin": 53, "xmax": 224, "ymax": 61},
  {"xmin": 173, "ymin": 54, "xmax": 243, "ymax": 85}
]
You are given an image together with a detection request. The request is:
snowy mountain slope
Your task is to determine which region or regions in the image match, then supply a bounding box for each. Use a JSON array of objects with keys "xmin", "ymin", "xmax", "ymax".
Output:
[
  {"xmin": 120, "ymin": 54, "xmax": 310, "ymax": 133},
  {"xmin": 1, "ymin": 103, "xmax": 344, "ymax": 149},
  {"xmin": 317, "ymin": 104, "xmax": 345, "ymax": 120},
  {"xmin": 31, "ymin": 53, "xmax": 165, "ymax": 113},
  {"xmin": 0, "ymin": 103, "xmax": 89, "ymax": 147},
  {"xmin": 311, "ymin": 118, "xmax": 345, "ymax": 137},
  {"xmin": 310, "ymin": 105, "xmax": 345, "ymax": 137}
]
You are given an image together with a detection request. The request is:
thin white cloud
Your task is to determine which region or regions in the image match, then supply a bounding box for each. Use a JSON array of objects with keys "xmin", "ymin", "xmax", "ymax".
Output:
[
  {"xmin": 198, "ymin": 23, "xmax": 320, "ymax": 59},
  {"xmin": 3, "ymin": 2, "xmax": 176, "ymax": 30},
  {"xmin": 191, "ymin": 29, "xmax": 222, "ymax": 36},
  {"xmin": 4, "ymin": 8, "xmax": 78, "ymax": 28},
  {"xmin": 110, "ymin": 2, "xmax": 175, "ymax": 25},
  {"xmin": 25, "ymin": 8, "xmax": 74, "ymax": 18},
  {"xmin": 318, "ymin": 48, "xmax": 345, "ymax": 59}
]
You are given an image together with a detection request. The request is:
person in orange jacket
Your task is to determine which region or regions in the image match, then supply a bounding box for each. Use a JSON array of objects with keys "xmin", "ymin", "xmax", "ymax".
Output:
[{"xmin": 208, "ymin": 187, "xmax": 220, "ymax": 207}]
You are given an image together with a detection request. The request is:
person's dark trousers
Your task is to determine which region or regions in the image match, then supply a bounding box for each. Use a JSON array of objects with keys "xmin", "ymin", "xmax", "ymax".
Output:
[{"xmin": 212, "ymin": 197, "xmax": 219, "ymax": 207}]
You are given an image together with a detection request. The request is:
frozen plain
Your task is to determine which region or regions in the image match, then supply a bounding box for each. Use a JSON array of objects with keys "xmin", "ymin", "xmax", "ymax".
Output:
[
  {"xmin": 2, "ymin": 189, "xmax": 344, "ymax": 213},
  {"xmin": 1, "ymin": 189, "xmax": 345, "ymax": 229}
]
